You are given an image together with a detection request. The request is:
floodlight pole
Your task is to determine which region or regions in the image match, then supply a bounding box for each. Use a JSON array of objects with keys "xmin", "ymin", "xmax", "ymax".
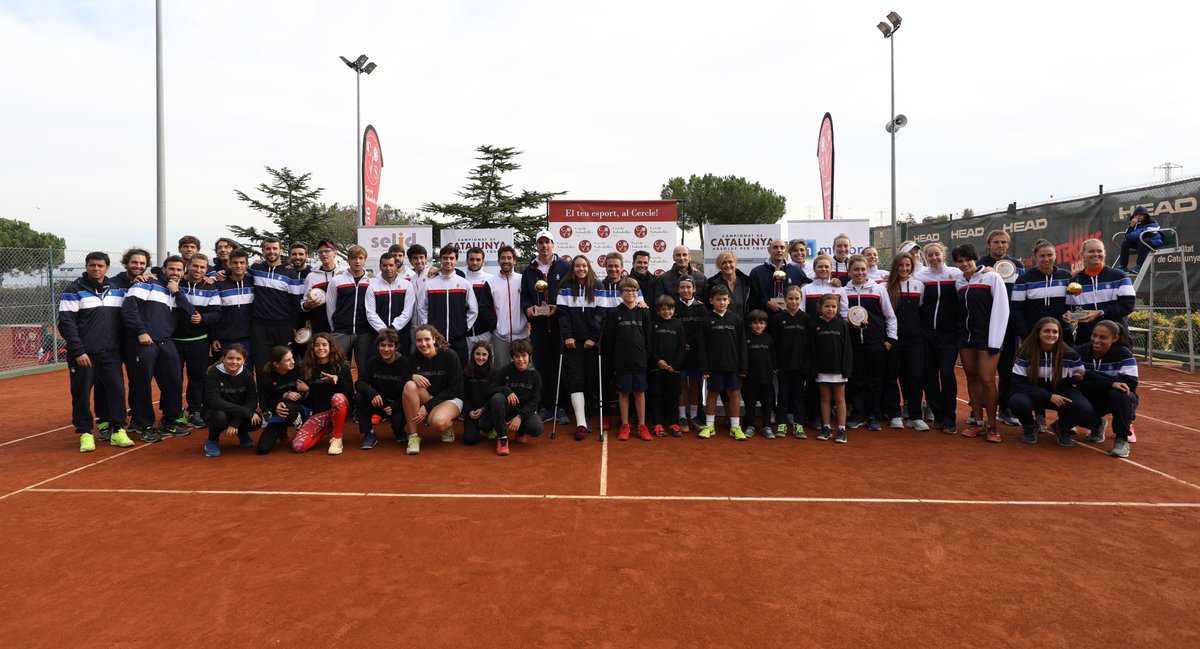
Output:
[
  {"xmin": 155, "ymin": 0, "xmax": 166, "ymax": 264},
  {"xmin": 889, "ymin": 31, "xmax": 897, "ymax": 253}
]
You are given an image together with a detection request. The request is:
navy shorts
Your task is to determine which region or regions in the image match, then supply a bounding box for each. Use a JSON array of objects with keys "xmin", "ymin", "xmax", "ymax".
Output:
[
  {"xmin": 615, "ymin": 371, "xmax": 647, "ymax": 394},
  {"xmin": 678, "ymin": 369, "xmax": 702, "ymax": 380},
  {"xmin": 707, "ymin": 371, "xmax": 742, "ymax": 393}
]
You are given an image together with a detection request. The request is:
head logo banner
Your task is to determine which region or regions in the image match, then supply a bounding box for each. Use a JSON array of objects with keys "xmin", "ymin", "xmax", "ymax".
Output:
[
  {"xmin": 362, "ymin": 125, "xmax": 383, "ymax": 226},
  {"xmin": 816, "ymin": 113, "xmax": 835, "ymax": 221}
]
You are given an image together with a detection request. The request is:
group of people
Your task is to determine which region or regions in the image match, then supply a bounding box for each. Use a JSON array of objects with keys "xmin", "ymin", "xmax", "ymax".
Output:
[{"xmin": 58, "ymin": 223, "xmax": 1144, "ymax": 459}]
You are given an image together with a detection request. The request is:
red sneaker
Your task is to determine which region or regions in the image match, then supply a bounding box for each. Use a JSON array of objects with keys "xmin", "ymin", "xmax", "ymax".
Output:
[
  {"xmin": 496, "ymin": 438, "xmax": 510, "ymax": 456},
  {"xmin": 652, "ymin": 424, "xmax": 665, "ymax": 437},
  {"xmin": 961, "ymin": 423, "xmax": 984, "ymax": 438},
  {"xmin": 638, "ymin": 425, "xmax": 653, "ymax": 441},
  {"xmin": 668, "ymin": 424, "xmax": 683, "ymax": 437},
  {"xmin": 985, "ymin": 426, "xmax": 1002, "ymax": 443},
  {"xmin": 514, "ymin": 433, "xmax": 529, "ymax": 444},
  {"xmin": 617, "ymin": 424, "xmax": 631, "ymax": 441}
]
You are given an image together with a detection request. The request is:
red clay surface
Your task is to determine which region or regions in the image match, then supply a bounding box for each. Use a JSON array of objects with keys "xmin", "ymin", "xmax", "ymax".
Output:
[{"xmin": 2, "ymin": 363, "xmax": 1198, "ymax": 647}]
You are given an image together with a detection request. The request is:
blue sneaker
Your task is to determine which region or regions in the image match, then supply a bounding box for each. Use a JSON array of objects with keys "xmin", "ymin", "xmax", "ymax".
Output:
[
  {"xmin": 204, "ymin": 440, "xmax": 221, "ymax": 457},
  {"xmin": 237, "ymin": 431, "xmax": 254, "ymax": 448},
  {"xmin": 1128, "ymin": 265, "xmax": 1141, "ymax": 274}
]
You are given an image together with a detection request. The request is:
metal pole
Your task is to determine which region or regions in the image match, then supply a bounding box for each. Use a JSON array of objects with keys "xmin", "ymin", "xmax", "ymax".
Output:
[
  {"xmin": 889, "ymin": 34, "xmax": 897, "ymax": 253},
  {"xmin": 155, "ymin": 0, "xmax": 167, "ymax": 264},
  {"xmin": 356, "ymin": 70, "xmax": 362, "ymax": 225},
  {"xmin": 49, "ymin": 247, "xmax": 58, "ymax": 364}
]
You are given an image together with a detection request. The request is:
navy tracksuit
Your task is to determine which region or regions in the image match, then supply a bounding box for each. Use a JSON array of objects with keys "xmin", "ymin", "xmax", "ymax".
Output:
[
  {"xmin": 58, "ymin": 274, "xmax": 128, "ymax": 434},
  {"xmin": 122, "ymin": 278, "xmax": 196, "ymax": 429}
]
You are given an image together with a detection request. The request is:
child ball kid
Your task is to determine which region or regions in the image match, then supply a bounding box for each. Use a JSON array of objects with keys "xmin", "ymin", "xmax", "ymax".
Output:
[
  {"xmin": 812, "ymin": 294, "xmax": 853, "ymax": 443},
  {"xmin": 648, "ymin": 295, "xmax": 686, "ymax": 437},
  {"xmin": 697, "ymin": 285, "xmax": 748, "ymax": 440},
  {"xmin": 769, "ymin": 285, "xmax": 812, "ymax": 438},
  {"xmin": 202, "ymin": 344, "xmax": 262, "ymax": 457},
  {"xmin": 673, "ymin": 275, "xmax": 708, "ymax": 432},
  {"xmin": 601, "ymin": 278, "xmax": 653, "ymax": 441},
  {"xmin": 742, "ymin": 310, "xmax": 775, "ymax": 438}
]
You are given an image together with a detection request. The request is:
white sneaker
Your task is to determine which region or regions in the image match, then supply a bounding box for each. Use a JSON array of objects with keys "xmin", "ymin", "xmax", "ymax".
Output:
[
  {"xmin": 406, "ymin": 433, "xmax": 421, "ymax": 455},
  {"xmin": 441, "ymin": 428, "xmax": 455, "ymax": 444},
  {"xmin": 328, "ymin": 438, "xmax": 343, "ymax": 455},
  {"xmin": 889, "ymin": 417, "xmax": 904, "ymax": 429},
  {"xmin": 911, "ymin": 419, "xmax": 930, "ymax": 431}
]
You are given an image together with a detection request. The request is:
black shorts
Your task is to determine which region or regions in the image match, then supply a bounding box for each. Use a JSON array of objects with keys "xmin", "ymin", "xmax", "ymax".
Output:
[
  {"xmin": 615, "ymin": 372, "xmax": 647, "ymax": 394},
  {"xmin": 707, "ymin": 371, "xmax": 742, "ymax": 393}
]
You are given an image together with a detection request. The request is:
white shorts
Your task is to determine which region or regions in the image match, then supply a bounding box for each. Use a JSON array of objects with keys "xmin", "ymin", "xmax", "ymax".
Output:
[{"xmin": 816, "ymin": 373, "xmax": 847, "ymax": 384}]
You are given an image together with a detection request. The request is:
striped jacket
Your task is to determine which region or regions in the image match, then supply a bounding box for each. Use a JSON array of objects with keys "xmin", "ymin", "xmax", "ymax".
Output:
[
  {"xmin": 1067, "ymin": 267, "xmax": 1136, "ymax": 341},
  {"xmin": 327, "ymin": 271, "xmax": 372, "ymax": 335},
  {"xmin": 419, "ymin": 272, "xmax": 478, "ymax": 345},
  {"xmin": 800, "ymin": 278, "xmax": 848, "ymax": 320},
  {"xmin": 364, "ymin": 274, "xmax": 415, "ymax": 333},
  {"xmin": 122, "ymin": 277, "xmax": 197, "ymax": 342},
  {"xmin": 215, "ymin": 275, "xmax": 254, "ymax": 341},
  {"xmin": 1011, "ymin": 267, "xmax": 1071, "ymax": 338},
  {"xmin": 58, "ymin": 274, "xmax": 126, "ymax": 356},
  {"xmin": 1075, "ymin": 343, "xmax": 1139, "ymax": 394},
  {"xmin": 249, "ymin": 262, "xmax": 303, "ymax": 325},
  {"xmin": 843, "ymin": 280, "xmax": 898, "ymax": 346},
  {"xmin": 889, "ymin": 278, "xmax": 924, "ymax": 342},
  {"xmin": 914, "ymin": 265, "xmax": 962, "ymax": 333},
  {"xmin": 174, "ymin": 279, "xmax": 222, "ymax": 340},
  {"xmin": 301, "ymin": 263, "xmax": 342, "ymax": 333},
  {"xmin": 1012, "ymin": 348, "xmax": 1084, "ymax": 400},
  {"xmin": 956, "ymin": 269, "xmax": 1009, "ymax": 351}
]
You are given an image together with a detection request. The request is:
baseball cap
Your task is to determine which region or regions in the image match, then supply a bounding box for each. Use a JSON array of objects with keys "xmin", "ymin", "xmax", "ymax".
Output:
[
  {"xmin": 535, "ymin": 230, "xmax": 553, "ymax": 243},
  {"xmin": 899, "ymin": 241, "xmax": 918, "ymax": 254},
  {"xmin": 316, "ymin": 239, "xmax": 337, "ymax": 250},
  {"xmin": 677, "ymin": 275, "xmax": 695, "ymax": 285}
]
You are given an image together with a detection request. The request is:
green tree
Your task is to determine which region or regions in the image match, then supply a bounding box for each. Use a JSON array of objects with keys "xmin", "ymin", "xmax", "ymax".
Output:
[
  {"xmin": 962, "ymin": 208, "xmax": 975, "ymax": 219},
  {"xmin": 422, "ymin": 146, "xmax": 565, "ymax": 260},
  {"xmin": 327, "ymin": 203, "xmax": 443, "ymax": 260},
  {"xmin": 660, "ymin": 174, "xmax": 787, "ymax": 246},
  {"xmin": 0, "ymin": 217, "xmax": 66, "ymax": 286},
  {"xmin": 229, "ymin": 166, "xmax": 338, "ymax": 251}
]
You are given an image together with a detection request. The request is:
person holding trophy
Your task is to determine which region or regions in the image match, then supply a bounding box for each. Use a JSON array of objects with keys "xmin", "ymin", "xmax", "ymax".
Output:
[
  {"xmin": 1064, "ymin": 239, "xmax": 1136, "ymax": 342},
  {"xmin": 521, "ymin": 230, "xmax": 571, "ymax": 424},
  {"xmin": 749, "ymin": 239, "xmax": 809, "ymax": 313}
]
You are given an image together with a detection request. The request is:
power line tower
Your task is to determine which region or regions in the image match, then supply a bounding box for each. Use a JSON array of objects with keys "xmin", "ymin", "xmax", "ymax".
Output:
[{"xmin": 1154, "ymin": 162, "xmax": 1183, "ymax": 182}]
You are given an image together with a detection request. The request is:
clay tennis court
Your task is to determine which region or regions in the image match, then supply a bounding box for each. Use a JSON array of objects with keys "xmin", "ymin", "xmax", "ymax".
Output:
[{"xmin": 2, "ymin": 363, "xmax": 1198, "ymax": 647}]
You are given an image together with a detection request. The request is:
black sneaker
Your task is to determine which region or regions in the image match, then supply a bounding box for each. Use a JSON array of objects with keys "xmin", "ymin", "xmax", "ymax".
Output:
[
  {"xmin": 1021, "ymin": 425, "xmax": 1038, "ymax": 444},
  {"xmin": 998, "ymin": 409, "xmax": 1021, "ymax": 426},
  {"xmin": 96, "ymin": 422, "xmax": 112, "ymax": 443},
  {"xmin": 360, "ymin": 432, "xmax": 378, "ymax": 450},
  {"xmin": 816, "ymin": 426, "xmax": 833, "ymax": 441},
  {"xmin": 846, "ymin": 417, "xmax": 866, "ymax": 430},
  {"xmin": 135, "ymin": 426, "xmax": 162, "ymax": 443},
  {"xmin": 160, "ymin": 421, "xmax": 191, "ymax": 437},
  {"xmin": 187, "ymin": 411, "xmax": 207, "ymax": 429},
  {"xmin": 1051, "ymin": 422, "xmax": 1074, "ymax": 447},
  {"xmin": 1110, "ymin": 439, "xmax": 1131, "ymax": 458},
  {"xmin": 834, "ymin": 428, "xmax": 848, "ymax": 444},
  {"xmin": 867, "ymin": 418, "xmax": 881, "ymax": 432}
]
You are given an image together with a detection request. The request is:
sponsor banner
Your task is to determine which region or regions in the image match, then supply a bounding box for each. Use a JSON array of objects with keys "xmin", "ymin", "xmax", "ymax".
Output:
[
  {"xmin": 439, "ymin": 228, "xmax": 514, "ymax": 276},
  {"xmin": 361, "ymin": 125, "xmax": 383, "ymax": 227},
  {"xmin": 547, "ymin": 200, "xmax": 677, "ymax": 274},
  {"xmin": 357, "ymin": 225, "xmax": 434, "ymax": 271},
  {"xmin": 816, "ymin": 113, "xmax": 835, "ymax": 221},
  {"xmin": 703, "ymin": 224, "xmax": 784, "ymax": 272},
  {"xmin": 896, "ymin": 178, "xmax": 1200, "ymax": 301},
  {"xmin": 784, "ymin": 219, "xmax": 871, "ymax": 260}
]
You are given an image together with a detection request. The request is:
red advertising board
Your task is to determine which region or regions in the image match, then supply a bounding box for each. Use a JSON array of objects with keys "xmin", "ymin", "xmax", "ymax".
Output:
[
  {"xmin": 547, "ymin": 200, "xmax": 678, "ymax": 274},
  {"xmin": 362, "ymin": 125, "xmax": 383, "ymax": 226}
]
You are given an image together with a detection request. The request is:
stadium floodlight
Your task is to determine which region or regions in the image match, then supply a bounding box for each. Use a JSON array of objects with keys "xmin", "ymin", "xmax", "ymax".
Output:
[
  {"xmin": 339, "ymin": 54, "xmax": 378, "ymax": 224},
  {"xmin": 877, "ymin": 22, "xmax": 892, "ymax": 37},
  {"xmin": 878, "ymin": 12, "xmax": 904, "ymax": 251}
]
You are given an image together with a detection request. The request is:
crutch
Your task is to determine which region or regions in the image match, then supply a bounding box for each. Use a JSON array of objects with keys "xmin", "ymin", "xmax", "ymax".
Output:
[
  {"xmin": 550, "ymin": 351, "xmax": 564, "ymax": 439},
  {"xmin": 597, "ymin": 351, "xmax": 605, "ymax": 442}
]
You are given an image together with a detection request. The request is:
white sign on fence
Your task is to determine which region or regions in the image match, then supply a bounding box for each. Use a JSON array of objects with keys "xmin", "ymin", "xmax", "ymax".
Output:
[
  {"xmin": 702, "ymin": 223, "xmax": 785, "ymax": 272},
  {"xmin": 785, "ymin": 219, "xmax": 872, "ymax": 259},
  {"xmin": 438, "ymin": 228, "xmax": 513, "ymax": 276},
  {"xmin": 357, "ymin": 225, "xmax": 435, "ymax": 271}
]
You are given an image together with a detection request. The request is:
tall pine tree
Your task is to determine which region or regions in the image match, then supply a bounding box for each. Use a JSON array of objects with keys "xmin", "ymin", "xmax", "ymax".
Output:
[
  {"xmin": 423, "ymin": 146, "xmax": 564, "ymax": 260},
  {"xmin": 230, "ymin": 166, "xmax": 338, "ymax": 251}
]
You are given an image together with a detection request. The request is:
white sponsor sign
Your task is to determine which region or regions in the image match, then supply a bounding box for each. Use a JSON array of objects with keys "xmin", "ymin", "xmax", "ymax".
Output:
[
  {"xmin": 357, "ymin": 225, "xmax": 435, "ymax": 271},
  {"xmin": 548, "ymin": 201, "xmax": 678, "ymax": 276},
  {"xmin": 785, "ymin": 219, "xmax": 872, "ymax": 259},
  {"xmin": 703, "ymin": 223, "xmax": 785, "ymax": 272},
  {"xmin": 439, "ymin": 228, "xmax": 513, "ymax": 276}
]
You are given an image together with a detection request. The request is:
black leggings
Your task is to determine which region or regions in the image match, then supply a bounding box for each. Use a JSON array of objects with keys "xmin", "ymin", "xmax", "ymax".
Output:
[
  {"xmin": 647, "ymin": 370, "xmax": 681, "ymax": 428},
  {"xmin": 1078, "ymin": 387, "xmax": 1138, "ymax": 440},
  {"xmin": 885, "ymin": 339, "xmax": 924, "ymax": 420},
  {"xmin": 205, "ymin": 409, "xmax": 259, "ymax": 442},
  {"xmin": 742, "ymin": 381, "xmax": 775, "ymax": 428},
  {"xmin": 849, "ymin": 340, "xmax": 886, "ymax": 420},
  {"xmin": 257, "ymin": 399, "xmax": 302, "ymax": 455},
  {"xmin": 923, "ymin": 329, "xmax": 959, "ymax": 426},
  {"xmin": 1010, "ymin": 386, "xmax": 1099, "ymax": 431},
  {"xmin": 486, "ymin": 393, "xmax": 543, "ymax": 441}
]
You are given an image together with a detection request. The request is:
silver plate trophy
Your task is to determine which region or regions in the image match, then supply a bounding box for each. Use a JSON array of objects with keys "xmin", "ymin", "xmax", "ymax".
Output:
[
  {"xmin": 294, "ymin": 325, "xmax": 313, "ymax": 344},
  {"xmin": 307, "ymin": 287, "xmax": 326, "ymax": 305},
  {"xmin": 994, "ymin": 259, "xmax": 1017, "ymax": 280},
  {"xmin": 848, "ymin": 305, "xmax": 869, "ymax": 326}
]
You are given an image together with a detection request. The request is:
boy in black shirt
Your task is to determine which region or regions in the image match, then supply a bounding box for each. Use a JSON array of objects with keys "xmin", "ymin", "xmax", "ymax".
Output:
[
  {"xmin": 674, "ymin": 275, "xmax": 708, "ymax": 431},
  {"xmin": 354, "ymin": 329, "xmax": 410, "ymax": 449},
  {"xmin": 488, "ymin": 339, "xmax": 543, "ymax": 456},
  {"xmin": 697, "ymin": 285, "xmax": 748, "ymax": 440},
  {"xmin": 743, "ymin": 310, "xmax": 775, "ymax": 438},
  {"xmin": 648, "ymin": 295, "xmax": 686, "ymax": 437},
  {"xmin": 602, "ymin": 278, "xmax": 652, "ymax": 441}
]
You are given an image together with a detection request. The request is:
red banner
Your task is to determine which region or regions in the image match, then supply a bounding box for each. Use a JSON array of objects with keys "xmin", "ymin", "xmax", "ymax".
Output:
[
  {"xmin": 816, "ymin": 113, "xmax": 834, "ymax": 221},
  {"xmin": 362, "ymin": 125, "xmax": 383, "ymax": 226}
]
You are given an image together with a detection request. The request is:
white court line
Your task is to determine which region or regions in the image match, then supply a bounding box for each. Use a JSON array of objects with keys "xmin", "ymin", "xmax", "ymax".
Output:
[
  {"xmin": 1130, "ymin": 413, "xmax": 1200, "ymax": 435},
  {"xmin": 955, "ymin": 397, "xmax": 1200, "ymax": 491},
  {"xmin": 0, "ymin": 445, "xmax": 147, "ymax": 501},
  {"xmin": 599, "ymin": 432, "xmax": 608, "ymax": 496},
  {"xmin": 21, "ymin": 487, "xmax": 1200, "ymax": 508},
  {"xmin": 1, "ymin": 400, "xmax": 162, "ymax": 449},
  {"xmin": 0, "ymin": 424, "xmax": 72, "ymax": 447}
]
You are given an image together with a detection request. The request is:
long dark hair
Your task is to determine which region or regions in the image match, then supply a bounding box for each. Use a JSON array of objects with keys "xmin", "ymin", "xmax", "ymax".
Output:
[
  {"xmin": 1092, "ymin": 320, "xmax": 1133, "ymax": 351},
  {"xmin": 467, "ymin": 341, "xmax": 494, "ymax": 380},
  {"xmin": 263, "ymin": 345, "xmax": 293, "ymax": 376},
  {"xmin": 1015, "ymin": 317, "xmax": 1068, "ymax": 389},
  {"xmin": 567, "ymin": 255, "xmax": 597, "ymax": 303},
  {"xmin": 302, "ymin": 332, "xmax": 347, "ymax": 380},
  {"xmin": 885, "ymin": 253, "xmax": 915, "ymax": 309}
]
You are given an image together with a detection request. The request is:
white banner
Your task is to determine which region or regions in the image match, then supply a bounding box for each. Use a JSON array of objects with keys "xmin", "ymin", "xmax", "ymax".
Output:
[
  {"xmin": 439, "ymin": 228, "xmax": 513, "ymax": 276},
  {"xmin": 703, "ymin": 223, "xmax": 785, "ymax": 272},
  {"xmin": 548, "ymin": 200, "xmax": 678, "ymax": 276},
  {"xmin": 357, "ymin": 225, "xmax": 435, "ymax": 271},
  {"xmin": 785, "ymin": 219, "xmax": 872, "ymax": 260}
]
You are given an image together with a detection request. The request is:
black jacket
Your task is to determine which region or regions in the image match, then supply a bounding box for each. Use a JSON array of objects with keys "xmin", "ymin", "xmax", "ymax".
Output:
[
  {"xmin": 58, "ymin": 273, "xmax": 124, "ymax": 356},
  {"xmin": 810, "ymin": 316, "xmax": 852, "ymax": 377},
  {"xmin": 698, "ymin": 309, "xmax": 747, "ymax": 375},
  {"xmin": 648, "ymin": 315, "xmax": 686, "ymax": 372},
  {"xmin": 704, "ymin": 269, "xmax": 757, "ymax": 320},
  {"xmin": 410, "ymin": 347, "xmax": 464, "ymax": 412},
  {"xmin": 305, "ymin": 361, "xmax": 353, "ymax": 413},
  {"xmin": 602, "ymin": 303, "xmax": 651, "ymax": 372},
  {"xmin": 490, "ymin": 363, "xmax": 542, "ymax": 422},
  {"xmin": 520, "ymin": 256, "xmax": 572, "ymax": 334},
  {"xmin": 769, "ymin": 308, "xmax": 812, "ymax": 373},
  {"xmin": 745, "ymin": 331, "xmax": 775, "ymax": 384},
  {"xmin": 355, "ymin": 355, "xmax": 410, "ymax": 403},
  {"xmin": 203, "ymin": 365, "xmax": 258, "ymax": 424},
  {"xmin": 675, "ymin": 297, "xmax": 708, "ymax": 370}
]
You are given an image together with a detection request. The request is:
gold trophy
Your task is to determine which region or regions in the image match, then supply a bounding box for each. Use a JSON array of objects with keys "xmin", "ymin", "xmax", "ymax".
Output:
[
  {"xmin": 1066, "ymin": 281, "xmax": 1086, "ymax": 333},
  {"xmin": 771, "ymin": 269, "xmax": 787, "ymax": 309},
  {"xmin": 533, "ymin": 279, "xmax": 552, "ymax": 316}
]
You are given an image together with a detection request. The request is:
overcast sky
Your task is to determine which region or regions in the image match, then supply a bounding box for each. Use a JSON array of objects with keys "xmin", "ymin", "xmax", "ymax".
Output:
[{"xmin": 2, "ymin": 0, "xmax": 1196, "ymax": 254}]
